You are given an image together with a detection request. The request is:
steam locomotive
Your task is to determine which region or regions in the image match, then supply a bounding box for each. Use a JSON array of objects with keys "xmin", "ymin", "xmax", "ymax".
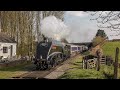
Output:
[
  {"xmin": 33, "ymin": 38, "xmax": 88, "ymax": 70},
  {"xmin": 34, "ymin": 38, "xmax": 71, "ymax": 70}
]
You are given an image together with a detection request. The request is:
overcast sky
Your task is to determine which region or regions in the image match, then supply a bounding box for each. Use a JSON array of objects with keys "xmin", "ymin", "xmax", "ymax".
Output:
[{"xmin": 64, "ymin": 11, "xmax": 120, "ymax": 43}]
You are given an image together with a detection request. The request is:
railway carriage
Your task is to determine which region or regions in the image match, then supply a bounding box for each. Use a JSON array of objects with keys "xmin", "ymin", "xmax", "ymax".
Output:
[{"xmin": 66, "ymin": 44, "xmax": 83, "ymax": 56}]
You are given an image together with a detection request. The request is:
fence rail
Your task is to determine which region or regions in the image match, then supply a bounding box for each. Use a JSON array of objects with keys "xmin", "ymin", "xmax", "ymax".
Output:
[{"xmin": 82, "ymin": 55, "xmax": 113, "ymax": 69}]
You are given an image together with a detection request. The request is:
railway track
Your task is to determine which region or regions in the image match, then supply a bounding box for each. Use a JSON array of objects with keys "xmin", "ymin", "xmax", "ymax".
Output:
[{"xmin": 12, "ymin": 55, "xmax": 80, "ymax": 79}]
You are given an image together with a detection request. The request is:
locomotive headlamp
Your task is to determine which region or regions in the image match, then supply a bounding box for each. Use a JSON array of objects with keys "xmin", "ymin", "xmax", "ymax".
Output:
[
  {"xmin": 40, "ymin": 55, "xmax": 42, "ymax": 59},
  {"xmin": 46, "ymin": 39, "xmax": 48, "ymax": 42}
]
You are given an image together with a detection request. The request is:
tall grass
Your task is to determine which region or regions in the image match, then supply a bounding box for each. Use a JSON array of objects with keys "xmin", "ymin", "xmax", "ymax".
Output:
[{"xmin": 102, "ymin": 41, "xmax": 120, "ymax": 61}]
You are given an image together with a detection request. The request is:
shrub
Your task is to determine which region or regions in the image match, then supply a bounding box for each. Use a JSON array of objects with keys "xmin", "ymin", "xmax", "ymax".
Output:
[{"xmin": 92, "ymin": 36, "xmax": 105, "ymax": 47}]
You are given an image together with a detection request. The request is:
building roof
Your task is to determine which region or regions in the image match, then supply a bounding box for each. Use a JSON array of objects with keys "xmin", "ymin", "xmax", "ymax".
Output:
[
  {"xmin": 0, "ymin": 32, "xmax": 17, "ymax": 43},
  {"xmin": 69, "ymin": 42, "xmax": 92, "ymax": 46}
]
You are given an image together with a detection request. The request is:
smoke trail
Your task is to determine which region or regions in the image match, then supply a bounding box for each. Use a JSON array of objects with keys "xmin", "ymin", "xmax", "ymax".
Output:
[{"xmin": 41, "ymin": 16, "xmax": 70, "ymax": 41}]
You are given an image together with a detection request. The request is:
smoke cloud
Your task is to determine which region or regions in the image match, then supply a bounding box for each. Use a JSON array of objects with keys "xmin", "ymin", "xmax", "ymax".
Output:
[{"xmin": 41, "ymin": 16, "xmax": 70, "ymax": 41}]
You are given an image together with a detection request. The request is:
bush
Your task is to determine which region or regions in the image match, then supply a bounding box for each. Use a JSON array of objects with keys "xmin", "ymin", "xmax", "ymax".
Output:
[{"xmin": 92, "ymin": 36, "xmax": 105, "ymax": 47}]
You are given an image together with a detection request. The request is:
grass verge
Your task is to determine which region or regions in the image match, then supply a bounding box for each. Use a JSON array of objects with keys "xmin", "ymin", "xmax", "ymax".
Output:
[
  {"xmin": 59, "ymin": 55, "xmax": 120, "ymax": 79},
  {"xmin": 0, "ymin": 61, "xmax": 33, "ymax": 79}
]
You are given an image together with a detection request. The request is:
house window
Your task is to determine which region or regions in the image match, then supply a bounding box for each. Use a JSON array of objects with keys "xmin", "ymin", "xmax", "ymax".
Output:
[{"xmin": 3, "ymin": 47, "xmax": 8, "ymax": 53}]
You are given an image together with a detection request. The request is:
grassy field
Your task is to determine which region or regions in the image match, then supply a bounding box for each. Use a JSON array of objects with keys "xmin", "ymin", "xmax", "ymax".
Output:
[
  {"xmin": 59, "ymin": 41, "xmax": 120, "ymax": 79},
  {"xmin": 102, "ymin": 41, "xmax": 120, "ymax": 61},
  {"xmin": 59, "ymin": 55, "xmax": 120, "ymax": 79},
  {"xmin": 0, "ymin": 62, "xmax": 34, "ymax": 79}
]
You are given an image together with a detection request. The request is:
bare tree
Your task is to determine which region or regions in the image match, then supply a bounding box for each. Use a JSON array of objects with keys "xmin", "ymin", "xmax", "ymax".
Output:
[{"xmin": 90, "ymin": 11, "xmax": 120, "ymax": 36}]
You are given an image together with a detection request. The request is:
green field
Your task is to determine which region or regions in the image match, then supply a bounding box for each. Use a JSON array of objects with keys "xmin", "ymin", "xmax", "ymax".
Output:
[
  {"xmin": 59, "ymin": 55, "xmax": 120, "ymax": 79},
  {"xmin": 0, "ymin": 62, "xmax": 34, "ymax": 79},
  {"xmin": 102, "ymin": 41, "xmax": 120, "ymax": 61}
]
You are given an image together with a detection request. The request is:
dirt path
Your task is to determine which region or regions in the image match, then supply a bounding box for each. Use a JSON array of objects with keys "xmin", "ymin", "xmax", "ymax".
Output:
[{"xmin": 44, "ymin": 55, "xmax": 80, "ymax": 79}]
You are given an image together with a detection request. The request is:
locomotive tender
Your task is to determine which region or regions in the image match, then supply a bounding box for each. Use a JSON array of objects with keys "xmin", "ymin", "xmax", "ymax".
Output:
[{"xmin": 34, "ymin": 38, "xmax": 87, "ymax": 70}]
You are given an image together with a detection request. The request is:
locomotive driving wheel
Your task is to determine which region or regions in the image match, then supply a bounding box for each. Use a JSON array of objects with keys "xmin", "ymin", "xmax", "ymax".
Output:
[
  {"xmin": 36, "ymin": 61, "xmax": 48, "ymax": 70},
  {"xmin": 50, "ymin": 57, "xmax": 56, "ymax": 68},
  {"xmin": 36, "ymin": 63, "xmax": 40, "ymax": 70},
  {"xmin": 50, "ymin": 55, "xmax": 59, "ymax": 68},
  {"xmin": 52, "ymin": 58, "xmax": 57, "ymax": 68},
  {"xmin": 47, "ymin": 61, "xmax": 52, "ymax": 70},
  {"xmin": 42, "ymin": 61, "xmax": 48, "ymax": 70},
  {"xmin": 56, "ymin": 54, "xmax": 62, "ymax": 64},
  {"xmin": 36, "ymin": 61, "xmax": 41, "ymax": 70}
]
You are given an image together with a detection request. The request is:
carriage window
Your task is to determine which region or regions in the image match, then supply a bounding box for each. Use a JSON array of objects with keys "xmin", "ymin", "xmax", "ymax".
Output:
[
  {"xmin": 72, "ymin": 47, "xmax": 77, "ymax": 51},
  {"xmin": 3, "ymin": 47, "xmax": 8, "ymax": 53}
]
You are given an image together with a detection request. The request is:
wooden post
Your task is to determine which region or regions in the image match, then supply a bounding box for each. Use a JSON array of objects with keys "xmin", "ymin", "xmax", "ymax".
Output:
[
  {"xmin": 114, "ymin": 47, "xmax": 119, "ymax": 79},
  {"xmin": 83, "ymin": 56, "xmax": 87, "ymax": 69},
  {"xmin": 82, "ymin": 59, "xmax": 85, "ymax": 69},
  {"xmin": 97, "ymin": 55, "xmax": 100, "ymax": 71},
  {"xmin": 96, "ymin": 49, "xmax": 101, "ymax": 71}
]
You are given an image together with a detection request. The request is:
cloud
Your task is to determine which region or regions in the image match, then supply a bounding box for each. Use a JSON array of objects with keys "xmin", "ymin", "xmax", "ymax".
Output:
[
  {"xmin": 64, "ymin": 11, "xmax": 120, "ymax": 43},
  {"xmin": 64, "ymin": 12, "xmax": 98, "ymax": 43},
  {"xmin": 66, "ymin": 11, "xmax": 88, "ymax": 17}
]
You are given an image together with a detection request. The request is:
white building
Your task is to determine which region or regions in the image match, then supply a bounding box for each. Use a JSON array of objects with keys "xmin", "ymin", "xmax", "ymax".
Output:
[{"xmin": 0, "ymin": 33, "xmax": 17, "ymax": 60}]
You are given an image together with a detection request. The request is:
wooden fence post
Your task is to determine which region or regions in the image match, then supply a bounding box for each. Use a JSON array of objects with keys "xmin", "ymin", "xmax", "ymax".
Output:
[
  {"xmin": 114, "ymin": 47, "xmax": 119, "ymax": 79},
  {"xmin": 97, "ymin": 55, "xmax": 100, "ymax": 71},
  {"xmin": 82, "ymin": 57, "xmax": 85, "ymax": 69},
  {"xmin": 96, "ymin": 49, "xmax": 101, "ymax": 71}
]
